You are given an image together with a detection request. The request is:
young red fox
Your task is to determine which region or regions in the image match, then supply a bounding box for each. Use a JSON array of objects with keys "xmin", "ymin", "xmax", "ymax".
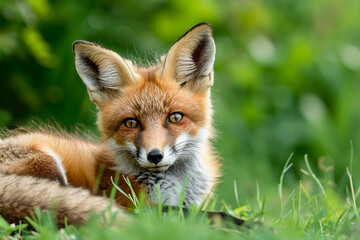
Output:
[{"xmin": 0, "ymin": 23, "xmax": 221, "ymax": 225}]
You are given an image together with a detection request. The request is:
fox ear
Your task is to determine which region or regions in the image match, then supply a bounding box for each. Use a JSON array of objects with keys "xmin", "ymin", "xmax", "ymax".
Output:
[
  {"xmin": 161, "ymin": 23, "xmax": 216, "ymax": 92},
  {"xmin": 73, "ymin": 40, "xmax": 137, "ymax": 107}
]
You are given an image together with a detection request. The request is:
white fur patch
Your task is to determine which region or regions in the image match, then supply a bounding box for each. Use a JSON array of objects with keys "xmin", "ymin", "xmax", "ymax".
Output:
[
  {"xmin": 176, "ymin": 53, "xmax": 197, "ymax": 81},
  {"xmin": 99, "ymin": 64, "xmax": 121, "ymax": 89},
  {"xmin": 77, "ymin": 61, "xmax": 121, "ymax": 92},
  {"xmin": 175, "ymin": 132, "xmax": 190, "ymax": 146},
  {"xmin": 138, "ymin": 147, "xmax": 148, "ymax": 165},
  {"xmin": 107, "ymin": 138, "xmax": 137, "ymax": 152},
  {"xmin": 107, "ymin": 138, "xmax": 142, "ymax": 175},
  {"xmin": 175, "ymin": 127, "xmax": 209, "ymax": 161},
  {"xmin": 193, "ymin": 127, "xmax": 209, "ymax": 146},
  {"xmin": 42, "ymin": 148, "xmax": 68, "ymax": 185},
  {"xmin": 161, "ymin": 145, "xmax": 176, "ymax": 166},
  {"xmin": 176, "ymin": 127, "xmax": 208, "ymax": 146}
]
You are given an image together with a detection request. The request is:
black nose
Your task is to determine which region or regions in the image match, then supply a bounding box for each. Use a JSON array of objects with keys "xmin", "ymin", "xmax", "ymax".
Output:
[{"xmin": 147, "ymin": 149, "xmax": 163, "ymax": 165}]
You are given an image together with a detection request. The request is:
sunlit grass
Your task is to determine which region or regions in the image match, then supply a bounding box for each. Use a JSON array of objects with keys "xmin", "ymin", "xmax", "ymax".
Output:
[{"xmin": 1, "ymin": 154, "xmax": 360, "ymax": 239}]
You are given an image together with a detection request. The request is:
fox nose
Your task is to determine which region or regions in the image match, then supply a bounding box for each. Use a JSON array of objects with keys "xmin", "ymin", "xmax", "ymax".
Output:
[{"xmin": 147, "ymin": 149, "xmax": 163, "ymax": 165}]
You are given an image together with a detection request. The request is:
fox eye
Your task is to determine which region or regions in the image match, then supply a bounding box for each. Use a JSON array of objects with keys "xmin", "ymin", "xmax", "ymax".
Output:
[
  {"xmin": 124, "ymin": 118, "xmax": 139, "ymax": 128},
  {"xmin": 167, "ymin": 112, "xmax": 184, "ymax": 124}
]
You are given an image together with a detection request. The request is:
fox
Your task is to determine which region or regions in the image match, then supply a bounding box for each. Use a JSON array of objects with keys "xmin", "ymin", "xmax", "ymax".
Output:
[{"xmin": 0, "ymin": 23, "xmax": 225, "ymax": 226}]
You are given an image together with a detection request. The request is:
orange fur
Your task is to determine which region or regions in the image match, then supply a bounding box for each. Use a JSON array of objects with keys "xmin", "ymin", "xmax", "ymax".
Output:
[{"xmin": 4, "ymin": 133, "xmax": 98, "ymax": 188}]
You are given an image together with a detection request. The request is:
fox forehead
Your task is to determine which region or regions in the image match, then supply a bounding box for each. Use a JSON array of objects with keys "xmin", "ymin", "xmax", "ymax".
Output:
[{"xmin": 129, "ymin": 71, "xmax": 177, "ymax": 118}]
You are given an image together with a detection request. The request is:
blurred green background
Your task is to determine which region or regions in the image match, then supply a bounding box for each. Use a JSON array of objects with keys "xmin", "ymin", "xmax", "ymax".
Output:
[{"xmin": 1, "ymin": 0, "xmax": 360, "ymax": 210}]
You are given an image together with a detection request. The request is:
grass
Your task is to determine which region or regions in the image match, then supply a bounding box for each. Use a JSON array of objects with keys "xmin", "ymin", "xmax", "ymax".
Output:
[{"xmin": 1, "ymin": 154, "xmax": 360, "ymax": 240}]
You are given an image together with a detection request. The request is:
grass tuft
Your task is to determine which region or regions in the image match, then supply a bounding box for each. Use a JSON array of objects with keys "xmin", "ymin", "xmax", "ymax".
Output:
[{"xmin": 1, "ymin": 153, "xmax": 360, "ymax": 239}]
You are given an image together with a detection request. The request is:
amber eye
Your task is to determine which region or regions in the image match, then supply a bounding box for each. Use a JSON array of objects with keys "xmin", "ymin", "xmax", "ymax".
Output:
[
  {"xmin": 124, "ymin": 118, "xmax": 139, "ymax": 128},
  {"xmin": 167, "ymin": 112, "xmax": 184, "ymax": 124}
]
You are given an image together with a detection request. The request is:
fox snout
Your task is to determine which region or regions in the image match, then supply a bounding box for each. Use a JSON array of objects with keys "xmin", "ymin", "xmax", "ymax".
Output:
[
  {"xmin": 147, "ymin": 149, "xmax": 164, "ymax": 165},
  {"xmin": 136, "ymin": 145, "xmax": 176, "ymax": 173}
]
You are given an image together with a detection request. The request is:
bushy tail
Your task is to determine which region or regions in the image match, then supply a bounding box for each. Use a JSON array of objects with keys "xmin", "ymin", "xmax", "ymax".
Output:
[{"xmin": 0, "ymin": 173, "xmax": 125, "ymax": 226}]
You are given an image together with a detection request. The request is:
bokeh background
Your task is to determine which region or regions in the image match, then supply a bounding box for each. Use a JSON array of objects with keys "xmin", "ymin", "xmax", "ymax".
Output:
[{"xmin": 1, "ymin": 0, "xmax": 360, "ymax": 210}]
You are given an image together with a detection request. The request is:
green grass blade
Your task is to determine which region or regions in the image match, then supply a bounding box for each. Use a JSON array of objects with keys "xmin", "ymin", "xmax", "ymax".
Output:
[
  {"xmin": 304, "ymin": 154, "xmax": 325, "ymax": 195},
  {"xmin": 278, "ymin": 153, "xmax": 294, "ymax": 218}
]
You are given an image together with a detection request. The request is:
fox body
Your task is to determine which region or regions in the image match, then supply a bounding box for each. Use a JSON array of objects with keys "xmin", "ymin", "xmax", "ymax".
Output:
[{"xmin": 0, "ymin": 23, "xmax": 219, "ymax": 225}]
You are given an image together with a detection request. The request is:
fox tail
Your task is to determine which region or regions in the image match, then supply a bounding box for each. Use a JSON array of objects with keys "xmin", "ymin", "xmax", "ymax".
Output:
[{"xmin": 0, "ymin": 173, "xmax": 125, "ymax": 226}]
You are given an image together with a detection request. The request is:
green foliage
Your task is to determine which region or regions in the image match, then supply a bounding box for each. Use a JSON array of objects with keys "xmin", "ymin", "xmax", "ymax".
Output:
[
  {"xmin": 1, "ymin": 0, "xmax": 360, "ymax": 237},
  {"xmin": 0, "ymin": 215, "xmax": 27, "ymax": 237}
]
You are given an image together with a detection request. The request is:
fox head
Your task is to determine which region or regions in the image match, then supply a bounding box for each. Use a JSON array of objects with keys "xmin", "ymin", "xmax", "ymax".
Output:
[{"xmin": 73, "ymin": 23, "xmax": 216, "ymax": 174}]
